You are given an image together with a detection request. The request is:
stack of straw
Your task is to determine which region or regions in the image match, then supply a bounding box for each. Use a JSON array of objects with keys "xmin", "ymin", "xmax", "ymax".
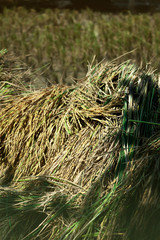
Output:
[{"xmin": 0, "ymin": 57, "xmax": 160, "ymax": 240}]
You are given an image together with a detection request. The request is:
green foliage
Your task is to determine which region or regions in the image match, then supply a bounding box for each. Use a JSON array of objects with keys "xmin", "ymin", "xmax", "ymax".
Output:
[{"xmin": 0, "ymin": 48, "xmax": 8, "ymax": 57}]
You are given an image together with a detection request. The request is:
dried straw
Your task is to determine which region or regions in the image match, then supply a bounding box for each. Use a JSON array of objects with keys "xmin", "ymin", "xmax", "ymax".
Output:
[{"xmin": 0, "ymin": 59, "xmax": 160, "ymax": 240}]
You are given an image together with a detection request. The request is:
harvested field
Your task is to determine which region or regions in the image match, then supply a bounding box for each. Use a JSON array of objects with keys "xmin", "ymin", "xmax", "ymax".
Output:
[
  {"xmin": 0, "ymin": 55, "xmax": 160, "ymax": 239},
  {"xmin": 1, "ymin": 8, "xmax": 160, "ymax": 85}
]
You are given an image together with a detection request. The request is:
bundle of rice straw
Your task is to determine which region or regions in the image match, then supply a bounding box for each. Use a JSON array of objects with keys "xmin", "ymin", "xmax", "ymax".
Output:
[{"xmin": 0, "ymin": 58, "xmax": 160, "ymax": 240}]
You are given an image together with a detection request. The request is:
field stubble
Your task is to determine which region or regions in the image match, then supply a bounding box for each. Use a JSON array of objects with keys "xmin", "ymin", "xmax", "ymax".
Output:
[{"xmin": 1, "ymin": 8, "xmax": 160, "ymax": 86}]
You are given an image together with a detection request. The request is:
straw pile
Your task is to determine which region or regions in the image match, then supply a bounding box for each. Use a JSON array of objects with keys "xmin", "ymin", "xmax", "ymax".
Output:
[{"xmin": 0, "ymin": 58, "xmax": 160, "ymax": 240}]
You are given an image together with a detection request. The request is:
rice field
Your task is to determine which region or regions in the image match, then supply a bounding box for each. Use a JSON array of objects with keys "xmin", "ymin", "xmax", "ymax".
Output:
[
  {"xmin": 1, "ymin": 8, "xmax": 160, "ymax": 86},
  {"xmin": 1, "ymin": 6, "xmax": 160, "ymax": 240}
]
